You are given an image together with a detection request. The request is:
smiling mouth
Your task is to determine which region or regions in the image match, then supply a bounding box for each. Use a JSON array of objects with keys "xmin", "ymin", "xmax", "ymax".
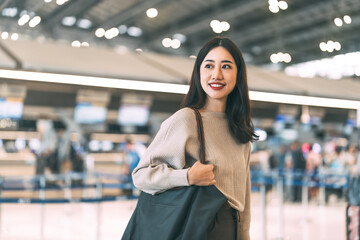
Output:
[{"xmin": 209, "ymin": 83, "xmax": 225, "ymax": 90}]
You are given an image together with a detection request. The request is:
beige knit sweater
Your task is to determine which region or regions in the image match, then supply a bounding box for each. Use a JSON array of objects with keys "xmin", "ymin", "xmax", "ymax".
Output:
[{"xmin": 132, "ymin": 107, "xmax": 251, "ymax": 236}]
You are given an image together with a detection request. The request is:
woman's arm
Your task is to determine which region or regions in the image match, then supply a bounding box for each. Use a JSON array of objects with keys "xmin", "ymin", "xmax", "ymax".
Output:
[
  {"xmin": 132, "ymin": 108, "xmax": 194, "ymax": 194},
  {"xmin": 239, "ymin": 143, "xmax": 251, "ymax": 240}
]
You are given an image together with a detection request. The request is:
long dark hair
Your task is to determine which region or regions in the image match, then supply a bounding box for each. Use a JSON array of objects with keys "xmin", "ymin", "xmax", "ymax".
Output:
[{"xmin": 182, "ymin": 37, "xmax": 258, "ymax": 143}]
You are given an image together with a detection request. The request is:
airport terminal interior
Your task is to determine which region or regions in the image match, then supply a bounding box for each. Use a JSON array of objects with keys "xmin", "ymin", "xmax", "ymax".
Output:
[{"xmin": 0, "ymin": 0, "xmax": 360, "ymax": 239}]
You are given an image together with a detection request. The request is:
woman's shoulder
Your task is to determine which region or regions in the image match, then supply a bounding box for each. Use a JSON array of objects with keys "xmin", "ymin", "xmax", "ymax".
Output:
[
  {"xmin": 172, "ymin": 107, "xmax": 195, "ymax": 120},
  {"xmin": 161, "ymin": 107, "xmax": 196, "ymax": 128}
]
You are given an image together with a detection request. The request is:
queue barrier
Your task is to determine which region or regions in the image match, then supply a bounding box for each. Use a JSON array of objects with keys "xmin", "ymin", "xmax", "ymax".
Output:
[
  {"xmin": 0, "ymin": 195, "xmax": 138, "ymax": 204},
  {"xmin": 0, "ymin": 169, "xmax": 353, "ymax": 240},
  {"xmin": 0, "ymin": 169, "xmax": 350, "ymax": 203}
]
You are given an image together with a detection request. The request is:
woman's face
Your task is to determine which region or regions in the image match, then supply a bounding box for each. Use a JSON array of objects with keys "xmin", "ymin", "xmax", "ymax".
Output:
[{"xmin": 200, "ymin": 46, "xmax": 237, "ymax": 104}]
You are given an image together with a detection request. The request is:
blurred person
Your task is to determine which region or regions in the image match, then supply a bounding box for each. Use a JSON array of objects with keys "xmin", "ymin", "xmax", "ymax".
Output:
[
  {"xmin": 306, "ymin": 144, "xmax": 322, "ymax": 201},
  {"xmin": 328, "ymin": 146, "xmax": 346, "ymax": 173},
  {"xmin": 55, "ymin": 109, "xmax": 87, "ymax": 174},
  {"xmin": 69, "ymin": 142, "xmax": 85, "ymax": 173},
  {"xmin": 56, "ymin": 127, "xmax": 71, "ymax": 173},
  {"xmin": 121, "ymin": 138, "xmax": 141, "ymax": 196},
  {"xmin": 131, "ymin": 37, "xmax": 257, "ymax": 240},
  {"xmin": 249, "ymin": 148, "xmax": 271, "ymax": 172},
  {"xmin": 306, "ymin": 144, "xmax": 322, "ymax": 172},
  {"xmin": 35, "ymin": 119, "xmax": 58, "ymax": 175},
  {"xmin": 277, "ymin": 145, "xmax": 287, "ymax": 171},
  {"xmin": 123, "ymin": 138, "xmax": 140, "ymax": 181},
  {"xmin": 343, "ymin": 144, "xmax": 357, "ymax": 172},
  {"xmin": 284, "ymin": 146, "xmax": 294, "ymax": 201},
  {"xmin": 356, "ymin": 144, "xmax": 360, "ymax": 174},
  {"xmin": 324, "ymin": 145, "xmax": 348, "ymax": 202},
  {"xmin": 290, "ymin": 141, "xmax": 306, "ymax": 202},
  {"xmin": 66, "ymin": 141, "xmax": 85, "ymax": 185},
  {"xmin": 268, "ymin": 149, "xmax": 278, "ymax": 170}
]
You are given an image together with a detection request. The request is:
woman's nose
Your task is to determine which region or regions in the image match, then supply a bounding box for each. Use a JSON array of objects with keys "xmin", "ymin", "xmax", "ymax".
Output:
[{"xmin": 212, "ymin": 66, "xmax": 223, "ymax": 80}]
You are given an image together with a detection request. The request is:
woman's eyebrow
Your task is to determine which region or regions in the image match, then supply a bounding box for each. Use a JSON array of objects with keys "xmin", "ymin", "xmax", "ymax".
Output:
[
  {"xmin": 222, "ymin": 60, "xmax": 234, "ymax": 64},
  {"xmin": 204, "ymin": 59, "xmax": 234, "ymax": 64}
]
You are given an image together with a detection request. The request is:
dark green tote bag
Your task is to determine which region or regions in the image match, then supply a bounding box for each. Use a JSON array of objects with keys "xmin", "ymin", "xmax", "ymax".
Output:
[{"xmin": 122, "ymin": 108, "xmax": 227, "ymax": 240}]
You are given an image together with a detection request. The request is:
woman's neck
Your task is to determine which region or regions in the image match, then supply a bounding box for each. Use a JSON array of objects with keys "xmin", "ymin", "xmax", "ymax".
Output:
[{"xmin": 202, "ymin": 99, "xmax": 226, "ymax": 112}]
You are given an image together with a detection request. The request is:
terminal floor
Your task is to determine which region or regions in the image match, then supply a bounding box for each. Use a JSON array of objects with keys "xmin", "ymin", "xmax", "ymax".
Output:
[{"xmin": 0, "ymin": 192, "xmax": 346, "ymax": 240}]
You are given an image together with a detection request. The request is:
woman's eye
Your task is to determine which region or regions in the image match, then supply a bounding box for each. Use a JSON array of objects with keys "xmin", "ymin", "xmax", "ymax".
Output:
[
  {"xmin": 222, "ymin": 64, "xmax": 232, "ymax": 69},
  {"xmin": 204, "ymin": 64, "xmax": 213, "ymax": 69}
]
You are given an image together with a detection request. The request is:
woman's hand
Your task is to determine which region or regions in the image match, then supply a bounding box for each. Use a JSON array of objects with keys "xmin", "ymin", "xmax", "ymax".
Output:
[{"xmin": 187, "ymin": 160, "xmax": 216, "ymax": 186}]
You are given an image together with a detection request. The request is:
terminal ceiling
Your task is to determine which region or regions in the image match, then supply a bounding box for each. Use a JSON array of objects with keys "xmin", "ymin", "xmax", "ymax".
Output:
[{"xmin": 1, "ymin": 0, "xmax": 360, "ymax": 67}]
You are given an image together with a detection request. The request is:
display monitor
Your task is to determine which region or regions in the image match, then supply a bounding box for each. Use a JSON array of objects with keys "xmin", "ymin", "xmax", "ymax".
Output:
[
  {"xmin": 74, "ymin": 102, "xmax": 107, "ymax": 124},
  {"xmin": 0, "ymin": 98, "xmax": 23, "ymax": 119},
  {"xmin": 117, "ymin": 104, "xmax": 150, "ymax": 126}
]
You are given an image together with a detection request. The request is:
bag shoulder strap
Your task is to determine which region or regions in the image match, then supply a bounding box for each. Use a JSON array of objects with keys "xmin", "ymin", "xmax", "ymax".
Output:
[{"xmin": 191, "ymin": 108, "xmax": 206, "ymax": 164}]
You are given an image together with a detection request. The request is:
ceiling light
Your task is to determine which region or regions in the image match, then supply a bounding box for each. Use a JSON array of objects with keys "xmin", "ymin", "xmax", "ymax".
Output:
[
  {"xmin": 210, "ymin": 20, "xmax": 220, "ymax": 29},
  {"xmin": 189, "ymin": 55, "xmax": 197, "ymax": 59},
  {"xmin": 71, "ymin": 40, "xmax": 81, "ymax": 47},
  {"xmin": 127, "ymin": 26, "xmax": 142, "ymax": 37},
  {"xmin": 162, "ymin": 38, "xmax": 172, "ymax": 48},
  {"xmin": 269, "ymin": 5, "xmax": 279, "ymax": 13},
  {"xmin": 210, "ymin": 19, "xmax": 230, "ymax": 33},
  {"xmin": 104, "ymin": 30, "xmax": 112, "ymax": 39},
  {"xmin": 11, "ymin": 33, "xmax": 19, "ymax": 40},
  {"xmin": 270, "ymin": 53, "xmax": 279, "ymax": 63},
  {"xmin": 220, "ymin": 21, "xmax": 230, "ymax": 31},
  {"xmin": 268, "ymin": 0, "xmax": 287, "ymax": 13},
  {"xmin": 1, "ymin": 32, "xmax": 9, "ymax": 40},
  {"xmin": 327, "ymin": 47, "xmax": 334, "ymax": 53},
  {"xmin": 212, "ymin": 25, "xmax": 223, "ymax": 33},
  {"xmin": 2, "ymin": 69, "xmax": 360, "ymax": 109},
  {"xmin": 319, "ymin": 42, "xmax": 327, "ymax": 52},
  {"xmin": 44, "ymin": 0, "xmax": 52, "ymax": 2},
  {"xmin": 326, "ymin": 40, "xmax": 335, "ymax": 52},
  {"xmin": 286, "ymin": 51, "xmax": 360, "ymax": 79},
  {"xmin": 0, "ymin": 69, "xmax": 190, "ymax": 95},
  {"xmin": 56, "ymin": 0, "xmax": 69, "ymax": 5},
  {"xmin": 81, "ymin": 42, "xmax": 89, "ymax": 47},
  {"xmin": 334, "ymin": 42, "xmax": 341, "ymax": 51},
  {"xmin": 171, "ymin": 39, "xmax": 181, "ymax": 49},
  {"xmin": 173, "ymin": 33, "xmax": 187, "ymax": 43},
  {"xmin": 95, "ymin": 28, "xmax": 105, "ymax": 37},
  {"xmin": 271, "ymin": 52, "xmax": 291, "ymax": 63},
  {"xmin": 283, "ymin": 53, "xmax": 291, "ymax": 63},
  {"xmin": 334, "ymin": 18, "xmax": 343, "ymax": 27},
  {"xmin": 343, "ymin": 15, "xmax": 351, "ymax": 24},
  {"xmin": 136, "ymin": 48, "xmax": 143, "ymax": 52},
  {"xmin": 62, "ymin": 16, "xmax": 76, "ymax": 26},
  {"xmin": 29, "ymin": 16, "xmax": 41, "ymax": 28},
  {"xmin": 2, "ymin": 7, "xmax": 18, "ymax": 17},
  {"xmin": 268, "ymin": 0, "xmax": 278, "ymax": 5},
  {"xmin": 146, "ymin": 8, "xmax": 158, "ymax": 18},
  {"xmin": 105, "ymin": 27, "xmax": 119, "ymax": 39},
  {"xmin": 18, "ymin": 14, "xmax": 30, "ymax": 26},
  {"xmin": 320, "ymin": 40, "xmax": 341, "ymax": 52},
  {"xmin": 118, "ymin": 25, "xmax": 127, "ymax": 34},
  {"xmin": 104, "ymin": 29, "xmax": 113, "ymax": 39},
  {"xmin": 277, "ymin": 52, "xmax": 284, "ymax": 60},
  {"xmin": 77, "ymin": 18, "xmax": 92, "ymax": 29},
  {"xmin": 278, "ymin": 1, "xmax": 288, "ymax": 10},
  {"xmin": 249, "ymin": 91, "xmax": 360, "ymax": 109}
]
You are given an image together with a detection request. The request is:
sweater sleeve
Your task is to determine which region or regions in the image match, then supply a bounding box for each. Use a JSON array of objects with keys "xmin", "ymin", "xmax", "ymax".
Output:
[
  {"xmin": 132, "ymin": 108, "xmax": 195, "ymax": 195},
  {"xmin": 239, "ymin": 143, "xmax": 251, "ymax": 240}
]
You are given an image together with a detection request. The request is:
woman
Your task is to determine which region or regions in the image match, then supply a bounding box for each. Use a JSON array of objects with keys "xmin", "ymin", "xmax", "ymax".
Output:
[{"xmin": 132, "ymin": 37, "xmax": 257, "ymax": 239}]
